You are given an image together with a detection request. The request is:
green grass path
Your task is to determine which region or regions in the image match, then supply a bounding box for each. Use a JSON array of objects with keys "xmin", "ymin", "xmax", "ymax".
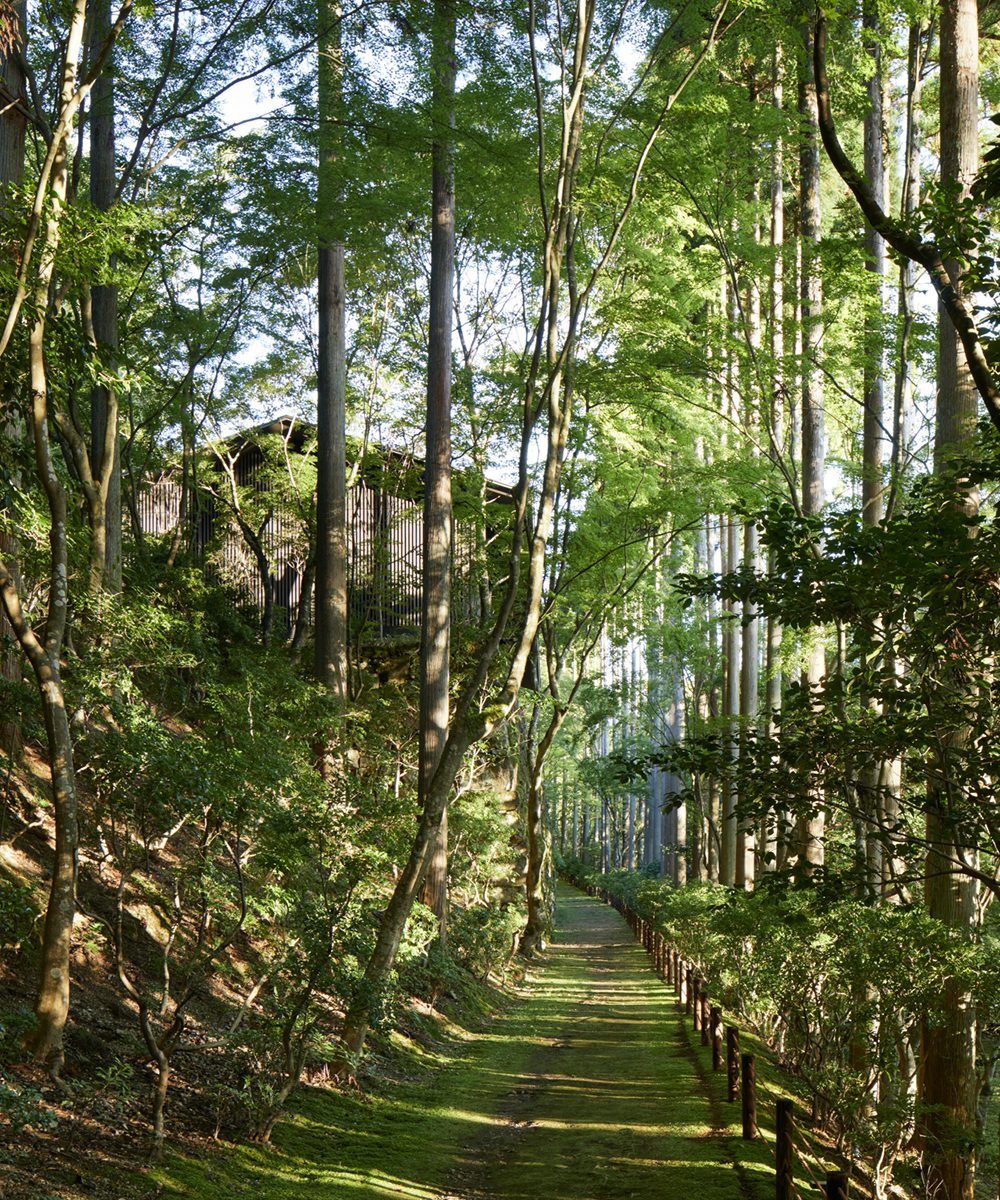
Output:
[{"xmin": 156, "ymin": 884, "xmax": 773, "ymax": 1200}]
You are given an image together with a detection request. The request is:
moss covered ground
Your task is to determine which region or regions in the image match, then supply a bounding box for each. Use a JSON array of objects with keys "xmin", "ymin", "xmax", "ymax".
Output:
[{"xmin": 153, "ymin": 885, "xmax": 780, "ymax": 1199}]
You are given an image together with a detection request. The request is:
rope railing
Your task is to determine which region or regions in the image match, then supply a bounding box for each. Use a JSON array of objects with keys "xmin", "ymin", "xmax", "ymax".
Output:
[{"xmin": 586, "ymin": 884, "xmax": 857, "ymax": 1200}]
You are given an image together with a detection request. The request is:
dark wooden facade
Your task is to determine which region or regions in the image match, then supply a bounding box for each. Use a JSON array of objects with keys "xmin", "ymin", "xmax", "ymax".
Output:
[{"xmin": 136, "ymin": 417, "xmax": 513, "ymax": 641}]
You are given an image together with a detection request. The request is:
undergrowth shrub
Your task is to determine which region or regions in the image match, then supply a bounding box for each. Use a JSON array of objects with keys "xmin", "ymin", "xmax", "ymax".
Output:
[
  {"xmin": 0, "ymin": 874, "xmax": 39, "ymax": 954},
  {"xmin": 448, "ymin": 903, "xmax": 522, "ymax": 982},
  {"xmin": 0, "ymin": 1072, "xmax": 58, "ymax": 1136}
]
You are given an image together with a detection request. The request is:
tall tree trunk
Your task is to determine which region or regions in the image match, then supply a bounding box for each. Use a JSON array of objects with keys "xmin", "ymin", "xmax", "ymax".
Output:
[
  {"xmin": 861, "ymin": 1, "xmax": 885, "ymax": 527},
  {"xmin": 921, "ymin": 3, "xmax": 980, "ymax": 1196},
  {"xmin": 764, "ymin": 45, "xmax": 784, "ymax": 873},
  {"xmin": 720, "ymin": 268, "xmax": 739, "ymax": 887},
  {"xmin": 559, "ymin": 771, "xmax": 567, "ymax": 858},
  {"xmin": 1, "ymin": 0, "xmax": 91, "ymax": 1069},
  {"xmin": 416, "ymin": 0, "xmax": 456, "ymax": 937},
  {"xmin": 581, "ymin": 788, "xmax": 589, "ymax": 865},
  {"xmin": 737, "ymin": 519, "xmax": 758, "ymax": 890},
  {"xmin": 859, "ymin": 1, "xmax": 892, "ymax": 900},
  {"xmin": 89, "ymin": 0, "xmax": 121, "ymax": 593},
  {"xmin": 314, "ymin": 0, "xmax": 348, "ymax": 701},
  {"xmin": 671, "ymin": 667, "xmax": 687, "ymax": 886},
  {"xmin": 523, "ymin": 705, "xmax": 565, "ymax": 953},
  {"xmin": 722, "ymin": 508, "xmax": 740, "ymax": 887},
  {"xmin": 737, "ymin": 118, "xmax": 762, "ymax": 891},
  {"xmin": 626, "ymin": 645, "xmax": 637, "ymax": 872},
  {"xmin": 888, "ymin": 22, "xmax": 923, "ymax": 519},
  {"xmin": 881, "ymin": 22, "xmax": 925, "ymax": 901},
  {"xmin": 0, "ymin": 0, "xmax": 27, "ymax": 756},
  {"xmin": 797, "ymin": 29, "xmax": 826, "ymax": 879},
  {"xmin": 703, "ymin": 507, "xmax": 721, "ymax": 882},
  {"xmin": 934, "ymin": 1, "xmax": 979, "ymax": 462}
]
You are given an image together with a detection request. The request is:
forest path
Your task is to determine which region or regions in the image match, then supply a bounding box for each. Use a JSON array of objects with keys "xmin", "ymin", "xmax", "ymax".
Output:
[
  {"xmin": 438, "ymin": 883, "xmax": 767, "ymax": 1200},
  {"xmin": 154, "ymin": 884, "xmax": 771, "ymax": 1200}
]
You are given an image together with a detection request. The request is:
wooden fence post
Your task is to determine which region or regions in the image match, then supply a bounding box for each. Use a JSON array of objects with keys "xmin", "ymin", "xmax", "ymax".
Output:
[
  {"xmin": 741, "ymin": 1053, "xmax": 756, "ymax": 1139},
  {"xmin": 700, "ymin": 989, "xmax": 710, "ymax": 1046},
  {"xmin": 776, "ymin": 1099, "xmax": 794, "ymax": 1200},
  {"xmin": 726, "ymin": 1026, "xmax": 739, "ymax": 1102},
  {"xmin": 710, "ymin": 1006, "xmax": 722, "ymax": 1071},
  {"xmin": 825, "ymin": 1171, "xmax": 849, "ymax": 1199}
]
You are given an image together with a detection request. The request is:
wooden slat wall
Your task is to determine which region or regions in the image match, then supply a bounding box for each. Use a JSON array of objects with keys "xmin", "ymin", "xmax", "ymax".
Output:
[{"xmin": 136, "ymin": 474, "xmax": 486, "ymax": 639}]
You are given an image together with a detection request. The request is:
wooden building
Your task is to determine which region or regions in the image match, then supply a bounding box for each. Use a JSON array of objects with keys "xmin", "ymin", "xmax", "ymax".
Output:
[{"xmin": 135, "ymin": 417, "xmax": 515, "ymax": 642}]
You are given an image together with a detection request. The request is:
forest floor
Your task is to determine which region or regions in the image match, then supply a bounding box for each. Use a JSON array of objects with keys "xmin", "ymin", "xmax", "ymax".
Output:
[{"xmin": 152, "ymin": 884, "xmax": 781, "ymax": 1200}]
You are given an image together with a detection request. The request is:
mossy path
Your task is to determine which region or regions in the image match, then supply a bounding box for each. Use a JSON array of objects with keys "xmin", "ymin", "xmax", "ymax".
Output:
[{"xmin": 155, "ymin": 884, "xmax": 773, "ymax": 1200}]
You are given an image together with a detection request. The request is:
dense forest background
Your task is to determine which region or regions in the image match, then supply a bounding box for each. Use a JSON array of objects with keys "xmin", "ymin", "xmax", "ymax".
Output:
[{"xmin": 2, "ymin": 0, "xmax": 1000, "ymax": 1197}]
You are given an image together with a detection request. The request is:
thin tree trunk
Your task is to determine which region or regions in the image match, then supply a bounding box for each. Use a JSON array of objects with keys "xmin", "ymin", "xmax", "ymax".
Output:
[
  {"xmin": 10, "ymin": 0, "xmax": 89, "ymax": 1069},
  {"xmin": 314, "ymin": 0, "xmax": 348, "ymax": 701},
  {"xmin": 720, "ymin": 270, "xmax": 739, "ymax": 886},
  {"xmin": 89, "ymin": 0, "xmax": 121, "ymax": 593},
  {"xmin": 861, "ymin": 1, "xmax": 885, "ymax": 526},
  {"xmin": 888, "ymin": 23, "xmax": 923, "ymax": 519},
  {"xmin": 722, "ymin": 506, "xmax": 740, "ymax": 886},
  {"xmin": 416, "ymin": 0, "xmax": 456, "ymax": 938},
  {"xmin": 880, "ymin": 28, "xmax": 922, "ymax": 900},
  {"xmin": 0, "ymin": 0, "xmax": 27, "ymax": 756},
  {"xmin": 797, "ymin": 28, "xmax": 826, "ymax": 878},
  {"xmin": 921, "ymin": 3, "xmax": 980, "ymax": 1196},
  {"xmin": 290, "ymin": 548, "xmax": 316, "ymax": 651},
  {"xmin": 524, "ymin": 711, "xmax": 562, "ymax": 952},
  {"xmin": 764, "ymin": 46, "xmax": 784, "ymax": 872},
  {"xmin": 737, "ymin": 118, "xmax": 762, "ymax": 891},
  {"xmin": 703, "ymin": 507, "xmax": 721, "ymax": 882},
  {"xmin": 671, "ymin": 667, "xmax": 687, "ymax": 886},
  {"xmin": 559, "ymin": 771, "xmax": 567, "ymax": 857},
  {"xmin": 737, "ymin": 519, "xmax": 758, "ymax": 890},
  {"xmin": 859, "ymin": 0, "xmax": 890, "ymax": 900}
]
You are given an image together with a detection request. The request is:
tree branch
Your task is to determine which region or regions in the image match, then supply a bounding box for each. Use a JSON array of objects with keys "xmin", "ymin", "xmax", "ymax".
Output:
[{"xmin": 814, "ymin": 8, "xmax": 1000, "ymax": 434}]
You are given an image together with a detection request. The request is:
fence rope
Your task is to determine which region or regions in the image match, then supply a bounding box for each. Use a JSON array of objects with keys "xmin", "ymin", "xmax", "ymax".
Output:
[{"xmin": 789, "ymin": 1121, "xmax": 834, "ymax": 1193}]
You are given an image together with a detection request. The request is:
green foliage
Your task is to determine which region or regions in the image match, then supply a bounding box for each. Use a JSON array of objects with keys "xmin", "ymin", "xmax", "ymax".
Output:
[
  {"xmin": 0, "ymin": 1073, "xmax": 58, "ymax": 1135},
  {"xmin": 0, "ymin": 1005, "xmax": 36, "ymax": 1063},
  {"xmin": 94, "ymin": 1058, "xmax": 136, "ymax": 1116},
  {"xmin": 667, "ymin": 433, "xmax": 1000, "ymax": 897},
  {"xmin": 0, "ymin": 874, "xmax": 39, "ymax": 955},
  {"xmin": 583, "ymin": 865, "xmax": 973, "ymax": 1164},
  {"xmin": 447, "ymin": 903, "xmax": 522, "ymax": 982}
]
